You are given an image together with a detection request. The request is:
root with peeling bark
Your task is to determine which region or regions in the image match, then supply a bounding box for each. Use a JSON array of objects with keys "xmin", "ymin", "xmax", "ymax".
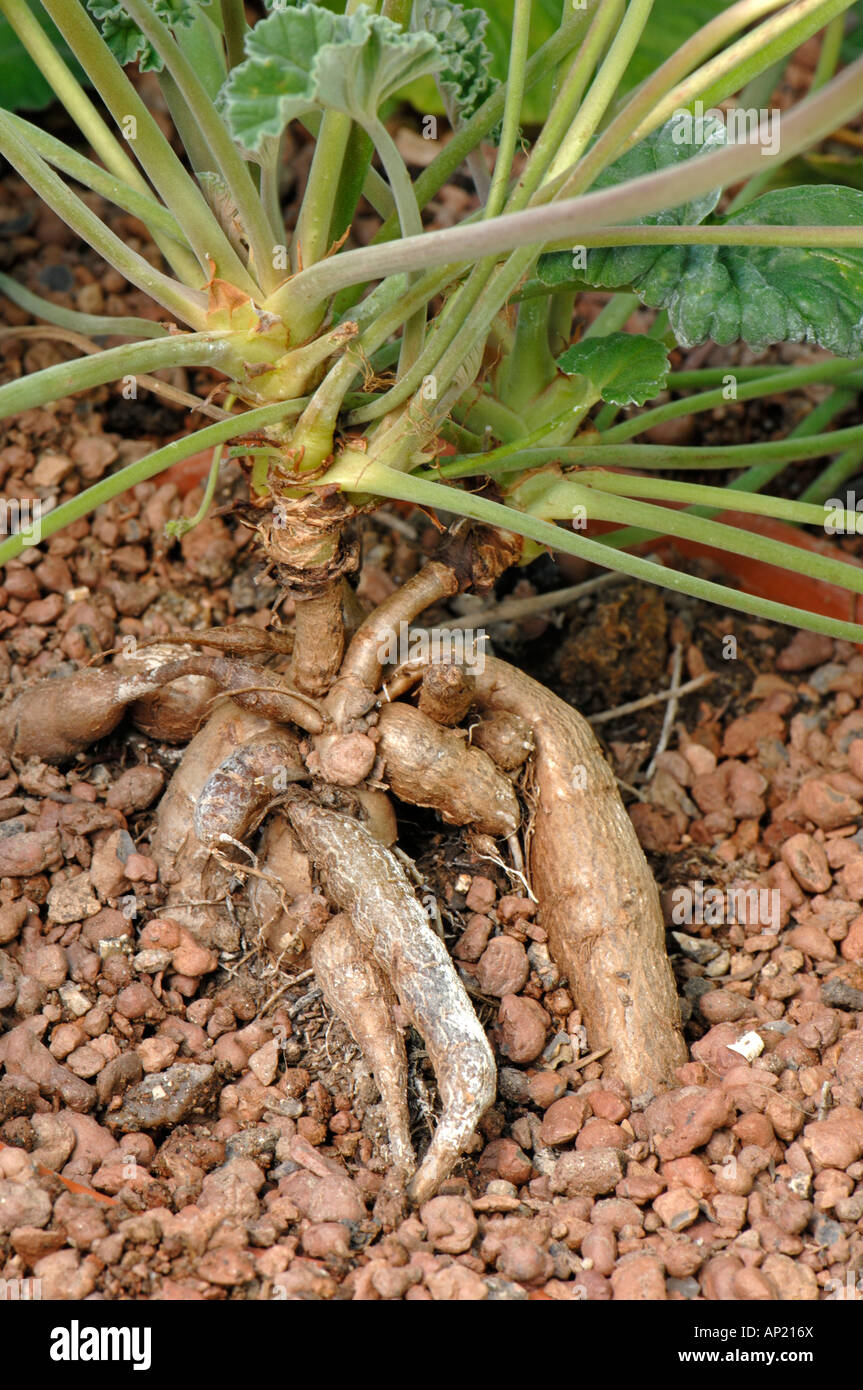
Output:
[{"xmin": 0, "ymin": 521, "xmax": 685, "ymax": 1195}]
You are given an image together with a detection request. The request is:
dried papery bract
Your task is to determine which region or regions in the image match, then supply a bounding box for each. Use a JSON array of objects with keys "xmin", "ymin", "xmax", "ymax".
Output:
[
  {"xmin": 285, "ymin": 797, "xmax": 496, "ymax": 1202},
  {"xmin": 472, "ymin": 657, "xmax": 686, "ymax": 1098}
]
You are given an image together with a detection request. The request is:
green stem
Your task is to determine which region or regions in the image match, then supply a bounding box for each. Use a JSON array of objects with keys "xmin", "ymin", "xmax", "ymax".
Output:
[
  {"xmin": 575, "ymin": 468, "xmax": 859, "ymax": 530},
  {"xmin": 800, "ymin": 444, "xmax": 863, "ymax": 504},
  {"xmin": 812, "ymin": 10, "xmax": 846, "ymax": 89},
  {"xmin": 122, "ymin": 0, "xmax": 277, "ymax": 295},
  {"xmin": 159, "ymin": 70, "xmax": 218, "ymax": 175},
  {"xmin": 365, "ymin": 115, "xmax": 426, "ymax": 371},
  {"xmin": 428, "ymin": 418, "xmax": 863, "ymax": 478},
  {"xmin": 295, "ymin": 111, "xmax": 356, "ymax": 271},
  {"xmin": 40, "ymin": 0, "xmax": 252, "ymax": 293},
  {"xmin": 165, "ymin": 443, "xmax": 226, "ymax": 539},
  {"xmin": 323, "ymin": 456, "xmax": 863, "ymax": 642},
  {"xmin": 0, "ymin": 334, "xmax": 231, "ymax": 420},
  {"xmin": 526, "ymin": 477, "xmax": 863, "ymax": 596},
  {"xmin": 484, "ymin": 0, "xmax": 532, "ymax": 220},
  {"xmin": 599, "ymin": 355, "xmax": 863, "ymax": 443},
  {"xmin": 0, "ymin": 397, "xmax": 305, "ymax": 569},
  {"xmin": 626, "ymin": 0, "xmax": 857, "ymax": 146},
  {"xmin": 220, "ymin": 0, "xmax": 248, "ymax": 70},
  {"xmin": 272, "ymin": 53, "xmax": 863, "ymax": 310},
  {"xmin": 0, "ymin": 272, "xmax": 168, "ymax": 340},
  {"xmin": 2, "ymin": 113, "xmax": 189, "ymax": 250},
  {"xmin": 0, "ymin": 115, "xmax": 207, "ymax": 328}
]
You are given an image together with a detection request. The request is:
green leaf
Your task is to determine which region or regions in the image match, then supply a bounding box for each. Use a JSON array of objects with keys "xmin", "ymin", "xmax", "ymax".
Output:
[
  {"xmin": 589, "ymin": 186, "xmax": 863, "ymax": 356},
  {"xmin": 556, "ymin": 333, "xmax": 670, "ymax": 406},
  {"xmin": 0, "ymin": 4, "xmax": 90, "ymax": 111},
  {"xmin": 410, "ymin": 0, "xmax": 498, "ymax": 126},
  {"xmin": 86, "ymin": 0, "xmax": 198, "ymax": 73},
  {"xmin": 223, "ymin": 3, "xmax": 440, "ymax": 148},
  {"xmin": 537, "ymin": 114, "xmax": 727, "ymax": 291}
]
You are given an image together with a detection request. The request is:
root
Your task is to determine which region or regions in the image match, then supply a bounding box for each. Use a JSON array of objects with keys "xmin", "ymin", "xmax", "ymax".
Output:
[
  {"xmin": 151, "ymin": 702, "xmax": 305, "ymax": 945},
  {"xmin": 417, "ymin": 661, "xmax": 475, "ymax": 727},
  {"xmin": 473, "ymin": 656, "xmax": 686, "ymax": 1099},
  {"xmin": 470, "ymin": 711, "xmax": 535, "ymax": 771},
  {"xmin": 0, "ymin": 667, "xmax": 168, "ymax": 763},
  {"xmin": 311, "ymin": 914, "xmax": 414, "ymax": 1177},
  {"xmin": 148, "ymin": 655, "xmax": 325, "ymax": 734},
  {"xmin": 285, "ymin": 796, "xmax": 496, "ymax": 1203},
  {"xmin": 376, "ymin": 702, "xmax": 520, "ymax": 839},
  {"xmin": 116, "ymin": 642, "xmax": 219, "ymax": 745},
  {"xmin": 325, "ymin": 561, "xmax": 458, "ymax": 730}
]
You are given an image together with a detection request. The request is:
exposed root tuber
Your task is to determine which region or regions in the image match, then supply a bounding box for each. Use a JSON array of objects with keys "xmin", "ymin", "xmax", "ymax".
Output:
[
  {"xmin": 285, "ymin": 797, "xmax": 496, "ymax": 1203},
  {"xmin": 376, "ymin": 701, "xmax": 520, "ymax": 839},
  {"xmin": 326, "ymin": 561, "xmax": 458, "ymax": 730},
  {"xmin": 473, "ymin": 657, "xmax": 686, "ymax": 1098},
  {"xmin": 311, "ymin": 914, "xmax": 414, "ymax": 1177},
  {"xmin": 116, "ymin": 641, "xmax": 219, "ymax": 744},
  {"xmin": 148, "ymin": 655, "xmax": 325, "ymax": 734},
  {"xmin": 470, "ymin": 711, "xmax": 535, "ymax": 771},
  {"xmin": 417, "ymin": 660, "xmax": 475, "ymax": 727},
  {"xmin": 151, "ymin": 701, "xmax": 305, "ymax": 944},
  {"xmin": 290, "ymin": 581, "xmax": 346, "ymax": 697},
  {"xmin": 0, "ymin": 667, "xmax": 168, "ymax": 763}
]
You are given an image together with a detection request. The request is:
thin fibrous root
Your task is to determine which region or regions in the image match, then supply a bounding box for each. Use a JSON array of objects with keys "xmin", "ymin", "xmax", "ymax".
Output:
[
  {"xmin": 325, "ymin": 561, "xmax": 459, "ymax": 730},
  {"xmin": 311, "ymin": 914, "xmax": 414, "ymax": 1178},
  {"xmin": 151, "ymin": 702, "xmax": 305, "ymax": 944},
  {"xmin": 473, "ymin": 656, "xmax": 686, "ymax": 1100},
  {"xmin": 285, "ymin": 797, "xmax": 496, "ymax": 1204},
  {"xmin": 376, "ymin": 701, "xmax": 520, "ymax": 838}
]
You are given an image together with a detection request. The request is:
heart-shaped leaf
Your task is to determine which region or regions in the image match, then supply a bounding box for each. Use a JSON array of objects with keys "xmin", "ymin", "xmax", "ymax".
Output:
[{"xmin": 556, "ymin": 332, "xmax": 670, "ymax": 406}]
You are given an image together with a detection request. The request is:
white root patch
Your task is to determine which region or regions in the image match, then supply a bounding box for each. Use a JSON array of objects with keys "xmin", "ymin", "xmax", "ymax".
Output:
[{"xmin": 285, "ymin": 798, "xmax": 496, "ymax": 1204}]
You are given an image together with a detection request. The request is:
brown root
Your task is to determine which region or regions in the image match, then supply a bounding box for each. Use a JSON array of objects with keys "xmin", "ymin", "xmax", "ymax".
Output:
[
  {"xmin": 417, "ymin": 660, "xmax": 475, "ymax": 727},
  {"xmin": 148, "ymin": 655, "xmax": 325, "ymax": 734},
  {"xmin": 116, "ymin": 642, "xmax": 219, "ymax": 744},
  {"xmin": 470, "ymin": 711, "xmax": 535, "ymax": 770},
  {"xmin": 0, "ymin": 667, "xmax": 166, "ymax": 763},
  {"xmin": 325, "ymin": 561, "xmax": 458, "ymax": 730},
  {"xmin": 311, "ymin": 914, "xmax": 414, "ymax": 1177},
  {"xmin": 473, "ymin": 656, "xmax": 686, "ymax": 1099},
  {"xmin": 151, "ymin": 701, "xmax": 304, "ymax": 945},
  {"xmin": 376, "ymin": 701, "xmax": 520, "ymax": 839},
  {"xmin": 285, "ymin": 797, "xmax": 496, "ymax": 1203}
]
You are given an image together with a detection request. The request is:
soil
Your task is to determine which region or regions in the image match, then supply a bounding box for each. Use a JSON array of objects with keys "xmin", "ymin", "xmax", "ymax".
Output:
[{"xmin": 3, "ymin": 90, "xmax": 863, "ymax": 1303}]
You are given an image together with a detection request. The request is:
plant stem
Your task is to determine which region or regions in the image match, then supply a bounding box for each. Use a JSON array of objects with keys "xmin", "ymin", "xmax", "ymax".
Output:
[
  {"xmin": 0, "ymin": 272, "xmax": 168, "ymax": 340},
  {"xmin": 484, "ymin": 0, "xmax": 532, "ymax": 220},
  {"xmin": 365, "ymin": 116, "xmax": 426, "ymax": 370},
  {"xmin": 272, "ymin": 53, "xmax": 863, "ymax": 309},
  {"xmin": 429, "ymin": 418, "xmax": 863, "ymax": 478},
  {"xmin": 574, "ymin": 468, "xmax": 860, "ymax": 530},
  {"xmin": 599, "ymin": 356, "xmax": 863, "ymax": 443},
  {"xmin": 0, "ymin": 116, "xmax": 208, "ymax": 328},
  {"xmin": 122, "ymin": 0, "xmax": 278, "ymax": 295},
  {"xmin": 626, "ymin": 0, "xmax": 857, "ymax": 145},
  {"xmin": 800, "ymin": 444, "xmax": 863, "ymax": 503},
  {"xmin": 40, "ymin": 0, "xmax": 253, "ymax": 293},
  {"xmin": 220, "ymin": 0, "xmax": 248, "ymax": 70},
  {"xmin": 0, "ymin": 397, "xmax": 305, "ymax": 569},
  {"xmin": 0, "ymin": 335, "xmax": 231, "ymax": 420},
  {"xmin": 322, "ymin": 456, "xmax": 863, "ymax": 642},
  {"xmin": 811, "ymin": 9, "xmax": 847, "ymax": 88}
]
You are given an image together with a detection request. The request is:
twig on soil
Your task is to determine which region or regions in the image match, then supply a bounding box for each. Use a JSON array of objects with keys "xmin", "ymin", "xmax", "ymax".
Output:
[
  {"xmin": 430, "ymin": 571, "xmax": 626, "ymax": 630},
  {"xmin": 587, "ymin": 670, "xmax": 714, "ymax": 725},
  {"xmin": 644, "ymin": 643, "xmax": 684, "ymax": 782}
]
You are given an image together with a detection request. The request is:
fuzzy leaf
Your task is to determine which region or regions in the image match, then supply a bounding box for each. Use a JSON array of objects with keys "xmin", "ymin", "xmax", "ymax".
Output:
[
  {"xmin": 223, "ymin": 4, "xmax": 440, "ymax": 150},
  {"xmin": 538, "ymin": 115, "xmax": 728, "ymax": 291},
  {"xmin": 556, "ymin": 333, "xmax": 670, "ymax": 407},
  {"xmin": 411, "ymin": 0, "xmax": 497, "ymax": 126},
  {"xmin": 86, "ymin": 0, "xmax": 197, "ymax": 73},
  {"xmin": 591, "ymin": 186, "xmax": 863, "ymax": 356}
]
